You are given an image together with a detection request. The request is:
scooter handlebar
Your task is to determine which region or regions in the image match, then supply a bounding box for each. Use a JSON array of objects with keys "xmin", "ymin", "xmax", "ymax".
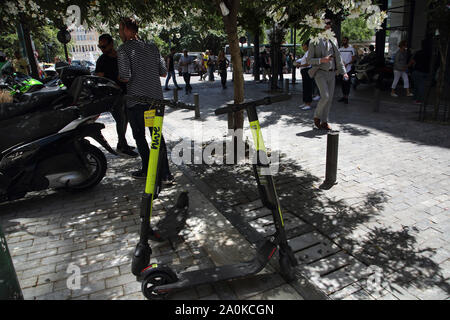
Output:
[
  {"xmin": 125, "ymin": 95, "xmax": 196, "ymax": 111},
  {"xmin": 214, "ymin": 94, "xmax": 292, "ymax": 115}
]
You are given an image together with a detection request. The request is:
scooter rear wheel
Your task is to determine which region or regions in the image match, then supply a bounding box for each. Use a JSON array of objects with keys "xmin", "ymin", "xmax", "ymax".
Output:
[{"xmin": 141, "ymin": 267, "xmax": 178, "ymax": 300}]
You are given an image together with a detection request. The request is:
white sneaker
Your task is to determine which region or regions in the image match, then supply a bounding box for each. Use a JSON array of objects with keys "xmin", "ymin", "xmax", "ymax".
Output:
[
  {"xmin": 391, "ymin": 92, "xmax": 398, "ymax": 97},
  {"xmin": 407, "ymin": 93, "xmax": 414, "ymax": 97},
  {"xmin": 299, "ymin": 103, "xmax": 306, "ymax": 108},
  {"xmin": 302, "ymin": 105, "xmax": 312, "ymax": 110},
  {"xmin": 313, "ymin": 95, "xmax": 320, "ymax": 101}
]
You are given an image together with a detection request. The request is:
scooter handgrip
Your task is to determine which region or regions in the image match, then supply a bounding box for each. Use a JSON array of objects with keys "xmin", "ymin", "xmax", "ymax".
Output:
[
  {"xmin": 214, "ymin": 105, "xmax": 234, "ymax": 115},
  {"xmin": 266, "ymin": 94, "xmax": 292, "ymax": 105}
]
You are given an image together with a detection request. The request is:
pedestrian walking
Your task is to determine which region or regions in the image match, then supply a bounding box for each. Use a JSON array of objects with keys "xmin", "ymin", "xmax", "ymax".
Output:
[
  {"xmin": 410, "ymin": 39, "xmax": 431, "ymax": 104},
  {"xmin": 338, "ymin": 36, "xmax": 356, "ymax": 104},
  {"xmin": 164, "ymin": 47, "xmax": 181, "ymax": 91},
  {"xmin": 217, "ymin": 50, "xmax": 229, "ymax": 89},
  {"xmin": 12, "ymin": 51, "xmax": 30, "ymax": 75},
  {"xmin": 306, "ymin": 18, "xmax": 348, "ymax": 131},
  {"xmin": 261, "ymin": 50, "xmax": 271, "ymax": 82},
  {"xmin": 117, "ymin": 17, "xmax": 173, "ymax": 183},
  {"xmin": 95, "ymin": 33, "xmax": 138, "ymax": 158},
  {"xmin": 199, "ymin": 52, "xmax": 207, "ymax": 81},
  {"xmin": 202, "ymin": 50, "xmax": 209, "ymax": 81},
  {"xmin": 207, "ymin": 50, "xmax": 215, "ymax": 81},
  {"xmin": 296, "ymin": 41, "xmax": 314, "ymax": 110},
  {"xmin": 391, "ymin": 40, "xmax": 413, "ymax": 97},
  {"xmin": 179, "ymin": 49, "xmax": 194, "ymax": 94}
]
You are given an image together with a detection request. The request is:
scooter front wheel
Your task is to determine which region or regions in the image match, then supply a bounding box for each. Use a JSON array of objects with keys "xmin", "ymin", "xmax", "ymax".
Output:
[
  {"xmin": 141, "ymin": 267, "xmax": 178, "ymax": 300},
  {"xmin": 279, "ymin": 251, "xmax": 296, "ymax": 283}
]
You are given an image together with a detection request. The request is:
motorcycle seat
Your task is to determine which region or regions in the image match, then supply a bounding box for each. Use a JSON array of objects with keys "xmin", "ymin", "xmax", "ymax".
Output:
[{"xmin": 0, "ymin": 89, "xmax": 68, "ymax": 121}]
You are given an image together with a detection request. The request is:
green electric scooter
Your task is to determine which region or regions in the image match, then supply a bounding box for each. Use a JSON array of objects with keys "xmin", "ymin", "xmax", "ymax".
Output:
[{"xmin": 125, "ymin": 95, "xmax": 196, "ymax": 277}]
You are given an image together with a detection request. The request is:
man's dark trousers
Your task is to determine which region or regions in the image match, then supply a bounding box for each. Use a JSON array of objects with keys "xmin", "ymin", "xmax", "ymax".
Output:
[
  {"xmin": 182, "ymin": 72, "xmax": 192, "ymax": 93},
  {"xmin": 341, "ymin": 75, "xmax": 351, "ymax": 96},
  {"xmin": 126, "ymin": 104, "xmax": 171, "ymax": 179},
  {"xmin": 111, "ymin": 94, "xmax": 129, "ymax": 150},
  {"xmin": 301, "ymin": 68, "xmax": 313, "ymax": 103}
]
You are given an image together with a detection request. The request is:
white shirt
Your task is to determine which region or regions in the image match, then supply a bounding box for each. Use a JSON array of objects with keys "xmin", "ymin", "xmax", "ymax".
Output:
[
  {"xmin": 296, "ymin": 51, "xmax": 310, "ymax": 69},
  {"xmin": 179, "ymin": 55, "xmax": 194, "ymax": 73},
  {"xmin": 339, "ymin": 45, "xmax": 356, "ymax": 73}
]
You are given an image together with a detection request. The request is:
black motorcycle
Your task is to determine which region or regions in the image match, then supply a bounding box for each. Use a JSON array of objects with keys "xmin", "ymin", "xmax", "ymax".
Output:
[{"xmin": 0, "ymin": 74, "xmax": 120, "ymax": 203}]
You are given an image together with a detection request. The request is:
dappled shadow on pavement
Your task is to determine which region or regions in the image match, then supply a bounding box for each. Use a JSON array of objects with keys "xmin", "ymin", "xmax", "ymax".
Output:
[{"xmin": 178, "ymin": 139, "xmax": 449, "ymax": 298}]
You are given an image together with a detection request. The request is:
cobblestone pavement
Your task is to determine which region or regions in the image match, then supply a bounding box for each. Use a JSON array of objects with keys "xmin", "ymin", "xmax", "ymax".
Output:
[
  {"xmin": 1, "ymin": 72, "xmax": 448, "ymax": 300},
  {"xmin": 159, "ymin": 72, "xmax": 449, "ymax": 300}
]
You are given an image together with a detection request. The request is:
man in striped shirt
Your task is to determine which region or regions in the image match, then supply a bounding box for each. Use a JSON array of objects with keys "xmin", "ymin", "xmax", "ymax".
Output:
[{"xmin": 117, "ymin": 17, "xmax": 173, "ymax": 183}]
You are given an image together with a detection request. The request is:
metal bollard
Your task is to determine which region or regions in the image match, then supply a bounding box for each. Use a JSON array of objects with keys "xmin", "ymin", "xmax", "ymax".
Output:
[
  {"xmin": 320, "ymin": 131, "xmax": 339, "ymax": 189},
  {"xmin": 194, "ymin": 93, "xmax": 200, "ymax": 119},
  {"xmin": 373, "ymin": 87, "xmax": 380, "ymax": 112},
  {"xmin": 284, "ymin": 78, "xmax": 290, "ymax": 93},
  {"xmin": 173, "ymin": 88, "xmax": 178, "ymax": 102}
]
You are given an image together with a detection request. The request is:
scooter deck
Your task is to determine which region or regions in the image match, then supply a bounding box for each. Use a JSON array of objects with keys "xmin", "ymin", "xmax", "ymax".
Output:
[{"xmin": 154, "ymin": 240, "xmax": 277, "ymax": 292}]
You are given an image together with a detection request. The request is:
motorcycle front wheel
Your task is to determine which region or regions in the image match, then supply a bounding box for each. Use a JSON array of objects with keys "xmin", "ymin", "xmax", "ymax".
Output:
[{"xmin": 65, "ymin": 143, "xmax": 107, "ymax": 191}]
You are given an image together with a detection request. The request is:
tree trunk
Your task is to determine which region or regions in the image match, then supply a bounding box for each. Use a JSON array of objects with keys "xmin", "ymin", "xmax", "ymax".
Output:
[
  {"xmin": 253, "ymin": 27, "xmax": 260, "ymax": 82},
  {"xmin": 292, "ymin": 27, "xmax": 296, "ymax": 84},
  {"xmin": 20, "ymin": 22, "xmax": 39, "ymax": 79},
  {"xmin": 434, "ymin": 38, "xmax": 449, "ymax": 120},
  {"xmin": 220, "ymin": 0, "xmax": 245, "ymax": 162}
]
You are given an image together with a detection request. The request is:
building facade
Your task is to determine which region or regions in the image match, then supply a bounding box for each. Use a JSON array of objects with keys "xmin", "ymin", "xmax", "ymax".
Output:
[{"xmin": 68, "ymin": 26, "xmax": 101, "ymax": 63}]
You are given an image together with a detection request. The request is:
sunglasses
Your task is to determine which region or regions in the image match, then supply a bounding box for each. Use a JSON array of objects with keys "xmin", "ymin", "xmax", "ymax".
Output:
[
  {"xmin": 98, "ymin": 44, "xmax": 108, "ymax": 49},
  {"xmin": 325, "ymin": 21, "xmax": 332, "ymax": 25}
]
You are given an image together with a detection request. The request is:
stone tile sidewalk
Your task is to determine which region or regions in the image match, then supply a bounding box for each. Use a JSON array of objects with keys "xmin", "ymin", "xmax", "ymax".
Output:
[{"xmin": 159, "ymin": 74, "xmax": 450, "ymax": 300}]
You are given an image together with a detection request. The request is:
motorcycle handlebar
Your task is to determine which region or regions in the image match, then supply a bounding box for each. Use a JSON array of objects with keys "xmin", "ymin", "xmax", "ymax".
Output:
[
  {"xmin": 214, "ymin": 94, "xmax": 292, "ymax": 115},
  {"xmin": 125, "ymin": 95, "xmax": 196, "ymax": 111}
]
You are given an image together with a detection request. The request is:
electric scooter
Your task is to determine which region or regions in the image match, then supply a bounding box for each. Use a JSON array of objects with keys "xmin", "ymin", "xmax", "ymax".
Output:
[
  {"xmin": 125, "ymin": 96, "xmax": 196, "ymax": 277},
  {"xmin": 138, "ymin": 94, "xmax": 298, "ymax": 300}
]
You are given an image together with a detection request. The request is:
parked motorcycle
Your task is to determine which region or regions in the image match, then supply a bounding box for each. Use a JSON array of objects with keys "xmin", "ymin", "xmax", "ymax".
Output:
[
  {"xmin": 352, "ymin": 53, "xmax": 377, "ymax": 89},
  {"xmin": 0, "ymin": 65, "xmax": 90, "ymax": 102},
  {"xmin": 0, "ymin": 75, "xmax": 120, "ymax": 203}
]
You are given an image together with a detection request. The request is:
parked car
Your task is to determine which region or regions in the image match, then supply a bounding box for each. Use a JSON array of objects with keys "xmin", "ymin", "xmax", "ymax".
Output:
[
  {"xmin": 173, "ymin": 52, "xmax": 202, "ymax": 76},
  {"xmin": 71, "ymin": 60, "xmax": 96, "ymax": 73}
]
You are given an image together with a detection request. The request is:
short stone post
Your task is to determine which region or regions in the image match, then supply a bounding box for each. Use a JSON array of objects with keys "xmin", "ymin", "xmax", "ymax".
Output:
[
  {"xmin": 194, "ymin": 93, "xmax": 200, "ymax": 119},
  {"xmin": 320, "ymin": 131, "xmax": 339, "ymax": 189}
]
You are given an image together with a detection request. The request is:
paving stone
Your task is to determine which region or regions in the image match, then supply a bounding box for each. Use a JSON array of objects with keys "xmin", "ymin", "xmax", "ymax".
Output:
[
  {"xmin": 89, "ymin": 285, "xmax": 124, "ymax": 300},
  {"xmin": 247, "ymin": 283, "xmax": 304, "ymax": 300}
]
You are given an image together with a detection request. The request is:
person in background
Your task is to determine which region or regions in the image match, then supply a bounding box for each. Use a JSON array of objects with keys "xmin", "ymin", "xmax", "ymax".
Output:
[
  {"xmin": 410, "ymin": 39, "xmax": 431, "ymax": 104},
  {"xmin": 338, "ymin": 36, "xmax": 356, "ymax": 104},
  {"xmin": 13, "ymin": 51, "xmax": 29, "ymax": 75},
  {"xmin": 296, "ymin": 41, "xmax": 314, "ymax": 110},
  {"xmin": 117, "ymin": 17, "xmax": 173, "ymax": 183},
  {"xmin": 260, "ymin": 50, "xmax": 271, "ymax": 82},
  {"xmin": 0, "ymin": 51, "xmax": 13, "ymax": 76},
  {"xmin": 199, "ymin": 52, "xmax": 207, "ymax": 81},
  {"xmin": 391, "ymin": 40, "xmax": 413, "ymax": 97},
  {"xmin": 179, "ymin": 49, "xmax": 194, "ymax": 94},
  {"xmin": 164, "ymin": 47, "xmax": 181, "ymax": 91},
  {"xmin": 306, "ymin": 17, "xmax": 348, "ymax": 131},
  {"xmin": 202, "ymin": 50, "xmax": 209, "ymax": 81},
  {"xmin": 217, "ymin": 50, "xmax": 229, "ymax": 89},
  {"xmin": 207, "ymin": 50, "xmax": 215, "ymax": 81},
  {"xmin": 95, "ymin": 33, "xmax": 138, "ymax": 158}
]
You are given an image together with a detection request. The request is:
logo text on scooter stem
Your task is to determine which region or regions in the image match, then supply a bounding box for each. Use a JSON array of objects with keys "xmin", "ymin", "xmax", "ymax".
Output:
[{"xmin": 151, "ymin": 127, "xmax": 161, "ymax": 150}]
